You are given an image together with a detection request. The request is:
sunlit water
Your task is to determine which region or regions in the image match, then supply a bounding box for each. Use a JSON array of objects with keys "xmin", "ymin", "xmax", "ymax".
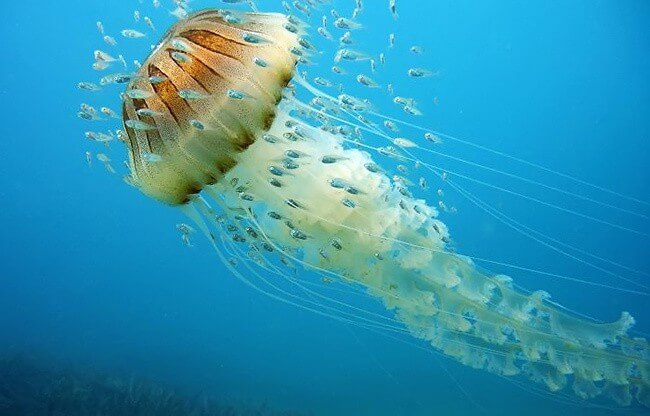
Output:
[{"xmin": 0, "ymin": 1, "xmax": 649, "ymax": 415}]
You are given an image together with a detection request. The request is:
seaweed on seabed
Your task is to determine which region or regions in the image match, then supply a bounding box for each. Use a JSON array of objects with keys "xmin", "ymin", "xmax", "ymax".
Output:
[{"xmin": 0, "ymin": 354, "xmax": 310, "ymax": 416}]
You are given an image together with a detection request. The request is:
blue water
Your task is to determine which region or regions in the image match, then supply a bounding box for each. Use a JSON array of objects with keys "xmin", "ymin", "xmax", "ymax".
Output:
[{"xmin": 1, "ymin": 0, "xmax": 649, "ymax": 415}]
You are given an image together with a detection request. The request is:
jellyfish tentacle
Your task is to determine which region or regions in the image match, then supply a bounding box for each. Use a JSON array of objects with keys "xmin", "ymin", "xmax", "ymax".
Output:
[
  {"xmin": 284, "ymin": 94, "xmax": 650, "ymax": 291},
  {"xmin": 202, "ymin": 106, "xmax": 649, "ymax": 407},
  {"xmin": 186, "ymin": 199, "xmax": 406, "ymax": 334},
  {"xmin": 359, "ymin": 106, "xmax": 650, "ymax": 209},
  {"xmin": 291, "ymin": 78, "xmax": 650, "ymax": 235},
  {"xmin": 292, "ymin": 75, "xmax": 650, "ymax": 214},
  {"xmin": 250, "ymin": 203, "xmax": 641, "ymax": 367},
  {"xmin": 288, "ymin": 89, "xmax": 650, "ymax": 276},
  {"xmin": 188, "ymin": 196, "xmax": 420, "ymax": 335}
]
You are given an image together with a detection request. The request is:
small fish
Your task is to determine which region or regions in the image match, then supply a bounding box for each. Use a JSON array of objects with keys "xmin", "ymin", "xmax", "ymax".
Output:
[
  {"xmin": 321, "ymin": 155, "xmax": 346, "ymax": 164},
  {"xmin": 189, "ymin": 119, "xmax": 205, "ymax": 130},
  {"xmin": 387, "ymin": 84, "xmax": 394, "ymax": 95},
  {"xmin": 379, "ymin": 53, "xmax": 386, "ymax": 65},
  {"xmin": 334, "ymin": 17, "xmax": 361, "ymax": 30},
  {"xmin": 227, "ymin": 89, "xmax": 247, "ymax": 100},
  {"xmin": 410, "ymin": 45, "xmax": 424, "ymax": 54},
  {"xmin": 339, "ymin": 31, "xmax": 353, "ymax": 45},
  {"xmin": 384, "ymin": 120, "xmax": 399, "ymax": 132},
  {"xmin": 389, "ymin": 0, "xmax": 398, "ymax": 19},
  {"xmin": 153, "ymin": 0, "xmax": 160, "ymax": 8},
  {"xmin": 78, "ymin": 111, "xmax": 97, "ymax": 121},
  {"xmin": 317, "ymin": 26, "xmax": 333, "ymax": 40},
  {"xmin": 118, "ymin": 54, "xmax": 128, "ymax": 69},
  {"xmin": 393, "ymin": 137, "xmax": 417, "ymax": 148},
  {"xmin": 289, "ymin": 46, "xmax": 304, "ymax": 57},
  {"xmin": 96, "ymin": 21, "xmax": 104, "ymax": 35},
  {"xmin": 148, "ymin": 75, "xmax": 167, "ymax": 84},
  {"xmin": 78, "ymin": 104, "xmax": 100, "ymax": 120},
  {"xmin": 389, "ymin": 33, "xmax": 395, "ymax": 48},
  {"xmin": 293, "ymin": 1, "xmax": 311, "ymax": 16},
  {"xmin": 170, "ymin": 6, "xmax": 188, "ymax": 20},
  {"xmin": 408, "ymin": 68, "xmax": 437, "ymax": 78},
  {"xmin": 331, "ymin": 65, "xmax": 346, "ymax": 75},
  {"xmin": 263, "ymin": 133, "xmax": 280, "ymax": 143},
  {"xmin": 121, "ymin": 29, "xmax": 146, "ymax": 38},
  {"xmin": 94, "ymin": 50, "xmax": 116, "ymax": 63},
  {"xmin": 342, "ymin": 198, "xmax": 356, "ymax": 208},
  {"xmin": 364, "ymin": 162, "xmax": 384, "ymax": 174},
  {"xmin": 171, "ymin": 38, "xmax": 191, "ymax": 52},
  {"xmin": 100, "ymin": 107, "xmax": 118, "ymax": 118},
  {"xmin": 394, "ymin": 96, "xmax": 416, "ymax": 107},
  {"xmin": 339, "ymin": 94, "xmax": 369, "ymax": 110},
  {"xmin": 80, "ymin": 103, "xmax": 97, "ymax": 114},
  {"xmin": 291, "ymin": 229, "xmax": 308, "ymax": 240},
  {"xmin": 85, "ymin": 131, "xmax": 114, "ymax": 143},
  {"xmin": 298, "ymin": 37, "xmax": 315, "ymax": 50},
  {"xmin": 142, "ymin": 152, "xmax": 162, "ymax": 163},
  {"xmin": 335, "ymin": 49, "xmax": 370, "ymax": 62},
  {"xmin": 177, "ymin": 223, "xmax": 194, "ymax": 246},
  {"xmin": 171, "ymin": 51, "xmax": 191, "ymax": 63},
  {"xmin": 425, "ymin": 133, "xmax": 442, "ymax": 143},
  {"xmin": 178, "ymin": 89, "xmax": 206, "ymax": 100},
  {"xmin": 92, "ymin": 61, "xmax": 109, "ymax": 71},
  {"xmin": 96, "ymin": 155, "xmax": 115, "ymax": 174},
  {"xmin": 419, "ymin": 177, "xmax": 427, "ymax": 189},
  {"xmin": 85, "ymin": 151, "xmax": 92, "ymax": 167},
  {"xmin": 322, "ymin": 15, "xmax": 327, "ymax": 27},
  {"xmin": 100, "ymin": 72, "xmax": 135, "ymax": 85},
  {"xmin": 224, "ymin": 13, "xmax": 244, "ymax": 24},
  {"xmin": 125, "ymin": 89, "xmax": 153, "ymax": 99},
  {"xmin": 284, "ymin": 22, "xmax": 299, "ymax": 33},
  {"xmin": 314, "ymin": 77, "xmax": 333, "ymax": 87},
  {"xmin": 242, "ymin": 32, "xmax": 266, "ymax": 44},
  {"xmin": 144, "ymin": 17, "xmax": 156, "ymax": 32},
  {"xmin": 134, "ymin": 10, "xmax": 141, "ymax": 22},
  {"xmin": 356, "ymin": 74, "xmax": 379, "ymax": 88},
  {"xmin": 77, "ymin": 81, "xmax": 101, "ymax": 91},
  {"xmin": 116, "ymin": 130, "xmax": 127, "ymax": 142},
  {"xmin": 103, "ymin": 35, "xmax": 117, "ymax": 46},
  {"xmin": 403, "ymin": 105, "xmax": 422, "ymax": 116},
  {"xmin": 253, "ymin": 57, "xmax": 269, "ymax": 67},
  {"xmin": 136, "ymin": 108, "xmax": 162, "ymax": 117},
  {"xmin": 177, "ymin": 223, "xmax": 194, "ymax": 235}
]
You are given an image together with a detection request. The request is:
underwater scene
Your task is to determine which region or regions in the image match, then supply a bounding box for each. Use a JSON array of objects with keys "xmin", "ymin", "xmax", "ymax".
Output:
[{"xmin": 1, "ymin": 0, "xmax": 649, "ymax": 415}]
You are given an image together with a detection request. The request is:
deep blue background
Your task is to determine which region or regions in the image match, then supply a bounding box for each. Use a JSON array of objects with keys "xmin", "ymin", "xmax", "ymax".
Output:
[{"xmin": 0, "ymin": 1, "xmax": 648, "ymax": 414}]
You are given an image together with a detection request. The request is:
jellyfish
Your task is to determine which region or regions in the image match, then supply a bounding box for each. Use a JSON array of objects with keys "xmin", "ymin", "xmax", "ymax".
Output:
[{"xmin": 83, "ymin": 6, "xmax": 649, "ymax": 409}]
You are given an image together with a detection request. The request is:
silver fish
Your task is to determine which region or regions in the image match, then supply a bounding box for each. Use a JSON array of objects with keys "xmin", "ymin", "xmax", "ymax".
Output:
[
  {"xmin": 121, "ymin": 29, "xmax": 146, "ymax": 38},
  {"xmin": 408, "ymin": 68, "xmax": 437, "ymax": 78},
  {"xmin": 334, "ymin": 17, "xmax": 361, "ymax": 30},
  {"xmin": 356, "ymin": 74, "xmax": 379, "ymax": 88},
  {"xmin": 125, "ymin": 89, "xmax": 153, "ymax": 99},
  {"xmin": 77, "ymin": 82, "xmax": 101, "ymax": 91}
]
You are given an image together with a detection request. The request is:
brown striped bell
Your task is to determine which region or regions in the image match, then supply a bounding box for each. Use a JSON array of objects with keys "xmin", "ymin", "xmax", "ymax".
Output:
[{"xmin": 122, "ymin": 10, "xmax": 301, "ymax": 205}]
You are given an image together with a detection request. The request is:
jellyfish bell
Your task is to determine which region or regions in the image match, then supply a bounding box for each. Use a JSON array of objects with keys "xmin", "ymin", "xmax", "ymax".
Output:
[
  {"xmin": 122, "ymin": 9, "xmax": 302, "ymax": 204},
  {"xmin": 99, "ymin": 7, "xmax": 649, "ymax": 409}
]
